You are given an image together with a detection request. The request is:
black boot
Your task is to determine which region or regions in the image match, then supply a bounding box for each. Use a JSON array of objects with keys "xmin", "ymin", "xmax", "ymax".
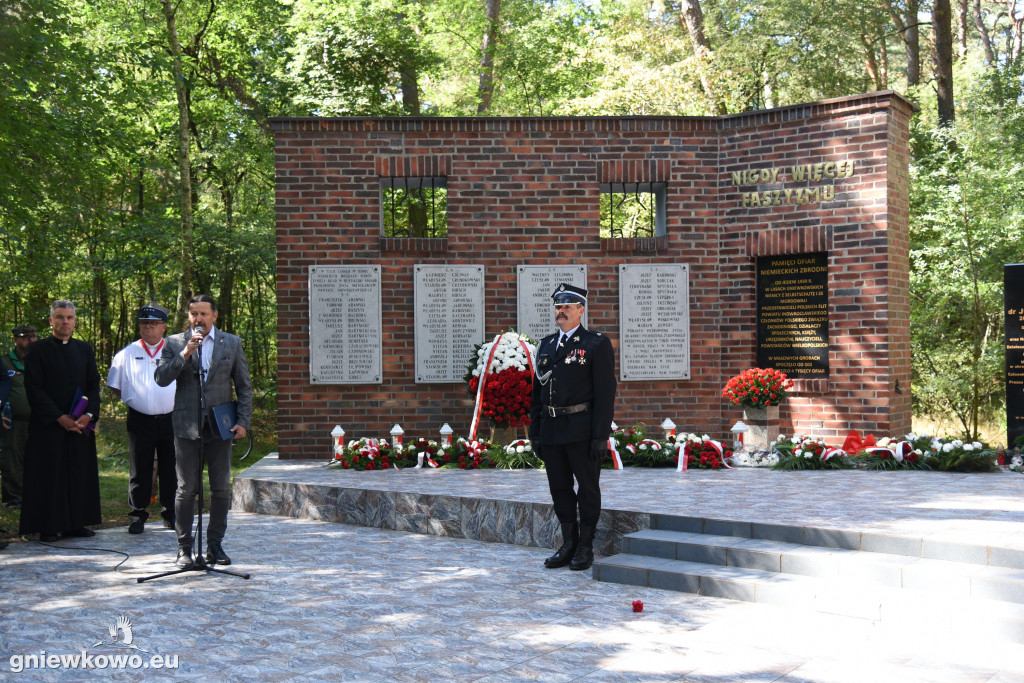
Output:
[
  {"xmin": 175, "ymin": 545, "xmax": 194, "ymax": 568},
  {"xmin": 543, "ymin": 522, "xmax": 579, "ymax": 569},
  {"xmin": 569, "ymin": 524, "xmax": 597, "ymax": 571}
]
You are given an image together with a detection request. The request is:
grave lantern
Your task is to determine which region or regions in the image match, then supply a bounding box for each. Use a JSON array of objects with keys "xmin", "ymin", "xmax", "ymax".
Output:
[
  {"xmin": 331, "ymin": 425, "xmax": 345, "ymax": 458},
  {"xmin": 731, "ymin": 421, "xmax": 749, "ymax": 452},
  {"xmin": 439, "ymin": 423, "xmax": 453, "ymax": 446},
  {"xmin": 390, "ymin": 424, "xmax": 404, "ymax": 447}
]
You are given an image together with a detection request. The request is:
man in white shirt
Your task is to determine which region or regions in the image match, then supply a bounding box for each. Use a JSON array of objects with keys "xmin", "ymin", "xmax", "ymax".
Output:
[{"xmin": 107, "ymin": 304, "xmax": 177, "ymax": 534}]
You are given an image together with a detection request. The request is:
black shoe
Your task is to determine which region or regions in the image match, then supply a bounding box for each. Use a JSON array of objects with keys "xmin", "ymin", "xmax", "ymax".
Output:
[
  {"xmin": 206, "ymin": 542, "xmax": 231, "ymax": 566},
  {"xmin": 544, "ymin": 522, "xmax": 579, "ymax": 569},
  {"xmin": 128, "ymin": 520, "xmax": 145, "ymax": 534},
  {"xmin": 39, "ymin": 533, "xmax": 58, "ymax": 542},
  {"xmin": 162, "ymin": 518, "xmax": 175, "ymax": 529},
  {"xmin": 175, "ymin": 547, "xmax": 194, "ymax": 568},
  {"xmin": 64, "ymin": 528, "xmax": 95, "ymax": 538},
  {"xmin": 569, "ymin": 524, "xmax": 597, "ymax": 571}
]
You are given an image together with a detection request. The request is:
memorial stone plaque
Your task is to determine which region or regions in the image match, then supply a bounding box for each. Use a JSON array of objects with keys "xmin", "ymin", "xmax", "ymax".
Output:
[
  {"xmin": 308, "ymin": 264, "xmax": 382, "ymax": 384},
  {"xmin": 618, "ymin": 264, "xmax": 690, "ymax": 381},
  {"xmin": 756, "ymin": 252, "xmax": 829, "ymax": 378},
  {"xmin": 414, "ymin": 265, "xmax": 485, "ymax": 383},
  {"xmin": 1005, "ymin": 264, "xmax": 1024, "ymax": 448},
  {"xmin": 517, "ymin": 265, "xmax": 587, "ymax": 341}
]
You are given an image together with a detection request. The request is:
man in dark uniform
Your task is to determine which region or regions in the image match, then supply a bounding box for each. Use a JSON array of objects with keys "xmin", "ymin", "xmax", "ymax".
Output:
[
  {"xmin": 1, "ymin": 324, "xmax": 36, "ymax": 510},
  {"xmin": 530, "ymin": 284, "xmax": 616, "ymax": 571},
  {"xmin": 19, "ymin": 300, "xmax": 102, "ymax": 541}
]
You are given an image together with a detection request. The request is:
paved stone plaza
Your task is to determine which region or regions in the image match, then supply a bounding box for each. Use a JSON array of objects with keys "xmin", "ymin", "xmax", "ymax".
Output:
[{"xmin": 3, "ymin": 463, "xmax": 1024, "ymax": 681}]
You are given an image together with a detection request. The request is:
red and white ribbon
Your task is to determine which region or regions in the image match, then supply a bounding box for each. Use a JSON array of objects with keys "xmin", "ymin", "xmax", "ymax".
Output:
[
  {"xmin": 822, "ymin": 447, "xmax": 846, "ymax": 461},
  {"xmin": 469, "ymin": 335, "xmax": 503, "ymax": 441},
  {"xmin": 608, "ymin": 437, "xmax": 623, "ymax": 470},
  {"xmin": 864, "ymin": 441, "xmax": 911, "ymax": 461},
  {"xmin": 705, "ymin": 439, "xmax": 735, "ymax": 470},
  {"xmin": 676, "ymin": 441, "xmax": 688, "ymax": 472}
]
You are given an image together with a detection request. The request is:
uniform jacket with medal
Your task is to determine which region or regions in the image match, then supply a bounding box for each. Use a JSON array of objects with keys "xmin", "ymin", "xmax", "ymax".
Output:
[{"xmin": 529, "ymin": 326, "xmax": 616, "ymax": 445}]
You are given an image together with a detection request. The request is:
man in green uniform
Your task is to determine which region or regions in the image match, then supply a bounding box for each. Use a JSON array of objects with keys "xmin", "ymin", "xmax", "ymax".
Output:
[{"xmin": 1, "ymin": 324, "xmax": 36, "ymax": 510}]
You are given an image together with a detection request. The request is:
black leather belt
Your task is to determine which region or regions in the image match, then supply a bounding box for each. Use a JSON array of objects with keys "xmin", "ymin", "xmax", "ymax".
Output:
[{"xmin": 546, "ymin": 402, "xmax": 591, "ymax": 417}]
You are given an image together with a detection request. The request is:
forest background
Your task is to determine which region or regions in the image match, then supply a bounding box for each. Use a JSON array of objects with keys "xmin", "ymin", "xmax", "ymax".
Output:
[{"xmin": 2, "ymin": 0, "xmax": 1023, "ymax": 444}]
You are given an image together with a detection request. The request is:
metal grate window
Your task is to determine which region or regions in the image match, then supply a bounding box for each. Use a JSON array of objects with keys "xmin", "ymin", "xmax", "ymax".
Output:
[
  {"xmin": 381, "ymin": 177, "xmax": 448, "ymax": 238},
  {"xmin": 600, "ymin": 182, "xmax": 666, "ymax": 239}
]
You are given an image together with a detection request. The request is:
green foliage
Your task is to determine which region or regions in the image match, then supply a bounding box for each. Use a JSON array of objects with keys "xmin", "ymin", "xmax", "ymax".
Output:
[
  {"xmin": 3, "ymin": 0, "xmax": 1024, "ymax": 439},
  {"xmin": 909, "ymin": 61, "xmax": 1024, "ymax": 441}
]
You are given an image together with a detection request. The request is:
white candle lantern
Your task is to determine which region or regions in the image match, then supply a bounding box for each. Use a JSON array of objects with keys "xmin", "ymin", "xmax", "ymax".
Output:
[
  {"xmin": 390, "ymin": 424, "xmax": 404, "ymax": 447},
  {"xmin": 439, "ymin": 423, "xmax": 453, "ymax": 446},
  {"xmin": 331, "ymin": 425, "xmax": 345, "ymax": 457},
  {"xmin": 661, "ymin": 418, "xmax": 677, "ymax": 438},
  {"xmin": 731, "ymin": 421, "xmax": 749, "ymax": 452}
]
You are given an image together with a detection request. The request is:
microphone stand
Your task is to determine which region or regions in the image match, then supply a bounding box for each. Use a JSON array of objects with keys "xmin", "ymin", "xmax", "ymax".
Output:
[{"xmin": 138, "ymin": 330, "xmax": 250, "ymax": 583}]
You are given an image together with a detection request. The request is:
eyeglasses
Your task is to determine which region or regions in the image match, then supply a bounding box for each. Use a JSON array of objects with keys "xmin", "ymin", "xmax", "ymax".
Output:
[{"xmin": 139, "ymin": 321, "xmax": 166, "ymax": 327}]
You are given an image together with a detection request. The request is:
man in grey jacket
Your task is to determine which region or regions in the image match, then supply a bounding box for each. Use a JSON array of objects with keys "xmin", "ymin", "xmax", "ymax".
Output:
[{"xmin": 156, "ymin": 294, "xmax": 252, "ymax": 569}]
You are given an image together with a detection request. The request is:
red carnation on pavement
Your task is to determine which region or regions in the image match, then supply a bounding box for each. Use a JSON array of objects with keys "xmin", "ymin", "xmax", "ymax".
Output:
[{"xmin": 632, "ymin": 600, "xmax": 644, "ymax": 613}]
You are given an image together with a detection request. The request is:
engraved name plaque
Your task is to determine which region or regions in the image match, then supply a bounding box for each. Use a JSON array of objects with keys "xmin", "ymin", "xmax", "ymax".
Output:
[
  {"xmin": 309, "ymin": 265, "xmax": 382, "ymax": 384},
  {"xmin": 517, "ymin": 265, "xmax": 588, "ymax": 341},
  {"xmin": 414, "ymin": 265, "xmax": 485, "ymax": 383},
  {"xmin": 619, "ymin": 264, "xmax": 690, "ymax": 381}
]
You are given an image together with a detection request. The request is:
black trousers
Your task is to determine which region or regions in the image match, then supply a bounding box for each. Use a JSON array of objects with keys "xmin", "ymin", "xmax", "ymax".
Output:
[
  {"xmin": 127, "ymin": 409, "xmax": 176, "ymax": 523},
  {"xmin": 542, "ymin": 440, "xmax": 602, "ymax": 527}
]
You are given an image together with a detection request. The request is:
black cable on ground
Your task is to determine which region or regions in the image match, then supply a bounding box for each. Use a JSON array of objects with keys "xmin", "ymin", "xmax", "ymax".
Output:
[{"xmin": 31, "ymin": 539, "xmax": 132, "ymax": 572}]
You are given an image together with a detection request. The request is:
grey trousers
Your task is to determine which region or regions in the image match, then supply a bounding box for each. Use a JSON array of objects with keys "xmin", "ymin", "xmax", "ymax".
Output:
[{"xmin": 174, "ymin": 425, "xmax": 232, "ymax": 548}]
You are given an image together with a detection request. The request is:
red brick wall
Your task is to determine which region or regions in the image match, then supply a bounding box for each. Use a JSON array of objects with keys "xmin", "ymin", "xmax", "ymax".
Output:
[{"xmin": 273, "ymin": 91, "xmax": 914, "ymax": 458}]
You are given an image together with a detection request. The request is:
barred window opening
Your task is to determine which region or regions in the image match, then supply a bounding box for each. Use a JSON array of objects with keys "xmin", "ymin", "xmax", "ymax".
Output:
[
  {"xmin": 600, "ymin": 182, "xmax": 666, "ymax": 239},
  {"xmin": 381, "ymin": 177, "xmax": 448, "ymax": 238}
]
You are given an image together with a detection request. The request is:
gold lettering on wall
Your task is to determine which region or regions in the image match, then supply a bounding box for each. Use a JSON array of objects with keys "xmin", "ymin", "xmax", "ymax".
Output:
[{"xmin": 731, "ymin": 159, "xmax": 854, "ymax": 207}]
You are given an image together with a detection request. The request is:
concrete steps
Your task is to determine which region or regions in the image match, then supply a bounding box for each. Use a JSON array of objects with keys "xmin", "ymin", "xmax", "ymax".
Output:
[{"xmin": 593, "ymin": 516, "xmax": 1024, "ymax": 643}]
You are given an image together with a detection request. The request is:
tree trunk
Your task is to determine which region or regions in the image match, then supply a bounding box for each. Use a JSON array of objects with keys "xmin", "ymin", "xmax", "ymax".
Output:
[
  {"xmin": 884, "ymin": 0, "xmax": 920, "ymax": 86},
  {"xmin": 957, "ymin": 0, "xmax": 969, "ymax": 57},
  {"xmin": 974, "ymin": 0, "xmax": 997, "ymax": 66},
  {"xmin": 477, "ymin": 0, "xmax": 502, "ymax": 114},
  {"xmin": 1010, "ymin": 0, "xmax": 1023, "ymax": 63},
  {"xmin": 401, "ymin": 65, "xmax": 420, "ymax": 114},
  {"xmin": 907, "ymin": 0, "xmax": 921, "ymax": 86},
  {"xmin": 162, "ymin": 0, "xmax": 194, "ymax": 330},
  {"xmin": 218, "ymin": 181, "xmax": 235, "ymax": 333},
  {"xmin": 678, "ymin": 0, "xmax": 727, "ymax": 115},
  {"xmin": 396, "ymin": 9, "xmax": 421, "ymax": 114},
  {"xmin": 933, "ymin": 0, "xmax": 956, "ymax": 127}
]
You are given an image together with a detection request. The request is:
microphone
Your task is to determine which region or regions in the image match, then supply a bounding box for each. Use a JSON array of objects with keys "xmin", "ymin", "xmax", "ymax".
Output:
[{"xmin": 192, "ymin": 327, "xmax": 204, "ymax": 345}]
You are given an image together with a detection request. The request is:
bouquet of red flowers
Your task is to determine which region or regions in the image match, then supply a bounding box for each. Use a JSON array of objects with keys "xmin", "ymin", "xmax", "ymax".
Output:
[
  {"xmin": 681, "ymin": 436, "xmax": 733, "ymax": 469},
  {"xmin": 722, "ymin": 367, "xmax": 793, "ymax": 409},
  {"xmin": 465, "ymin": 332, "xmax": 535, "ymax": 428},
  {"xmin": 467, "ymin": 369, "xmax": 532, "ymax": 427}
]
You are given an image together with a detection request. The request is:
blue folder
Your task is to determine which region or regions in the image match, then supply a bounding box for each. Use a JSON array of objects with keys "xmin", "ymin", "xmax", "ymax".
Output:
[{"xmin": 211, "ymin": 401, "xmax": 237, "ymax": 441}]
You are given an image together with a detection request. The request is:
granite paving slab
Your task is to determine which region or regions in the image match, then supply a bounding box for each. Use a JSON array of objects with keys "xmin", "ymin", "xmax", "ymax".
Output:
[
  {"xmin": 2, "ymin": 512, "xmax": 1024, "ymax": 680},
  {"xmin": 235, "ymin": 455, "xmax": 1024, "ymax": 551}
]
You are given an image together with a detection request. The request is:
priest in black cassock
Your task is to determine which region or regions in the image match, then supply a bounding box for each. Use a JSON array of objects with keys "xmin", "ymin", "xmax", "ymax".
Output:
[{"xmin": 19, "ymin": 300, "xmax": 102, "ymax": 541}]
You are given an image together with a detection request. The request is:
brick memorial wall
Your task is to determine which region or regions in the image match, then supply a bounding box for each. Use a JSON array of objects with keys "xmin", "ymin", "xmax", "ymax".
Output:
[{"xmin": 273, "ymin": 91, "xmax": 914, "ymax": 458}]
